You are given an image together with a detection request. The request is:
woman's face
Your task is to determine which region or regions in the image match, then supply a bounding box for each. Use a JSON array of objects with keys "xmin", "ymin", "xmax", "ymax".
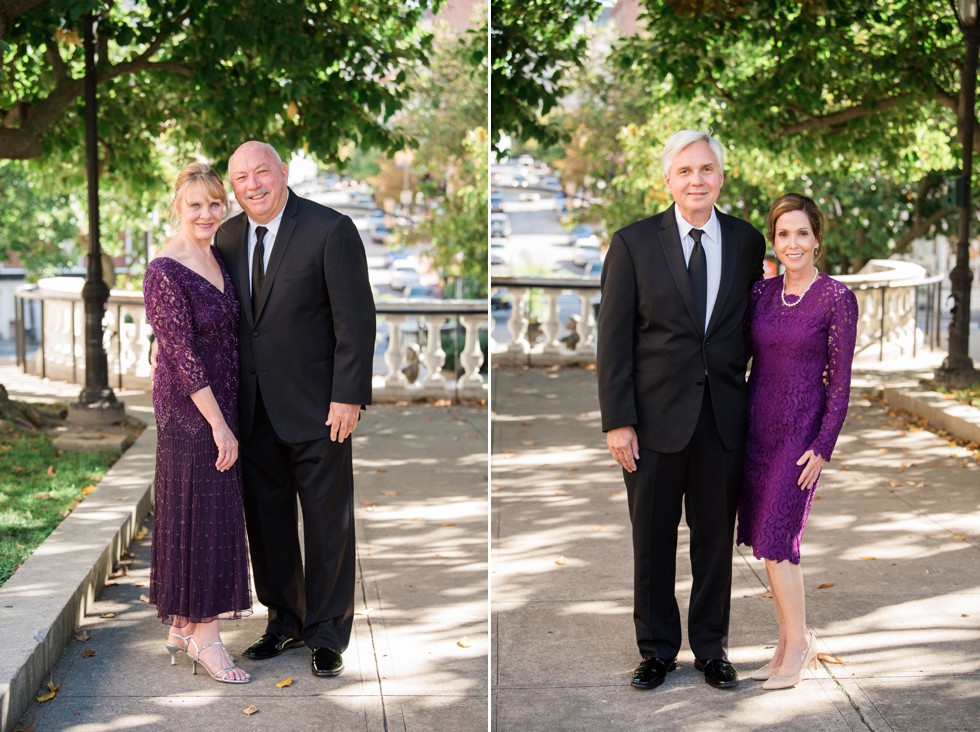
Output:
[
  {"xmin": 772, "ymin": 208, "xmax": 818, "ymax": 274},
  {"xmin": 175, "ymin": 182, "xmax": 224, "ymax": 245}
]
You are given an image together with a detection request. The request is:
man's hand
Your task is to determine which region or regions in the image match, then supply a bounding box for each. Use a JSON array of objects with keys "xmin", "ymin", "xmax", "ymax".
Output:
[
  {"xmin": 607, "ymin": 426, "xmax": 640, "ymax": 473},
  {"xmin": 326, "ymin": 402, "xmax": 360, "ymax": 443}
]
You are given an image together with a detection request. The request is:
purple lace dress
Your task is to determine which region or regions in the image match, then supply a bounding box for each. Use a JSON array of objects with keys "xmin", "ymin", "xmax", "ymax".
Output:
[
  {"xmin": 143, "ymin": 250, "xmax": 251, "ymax": 624},
  {"xmin": 736, "ymin": 274, "xmax": 858, "ymax": 564}
]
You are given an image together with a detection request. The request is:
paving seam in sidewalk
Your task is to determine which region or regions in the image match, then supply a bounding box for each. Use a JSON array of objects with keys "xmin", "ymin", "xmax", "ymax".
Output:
[{"xmin": 357, "ymin": 552, "xmax": 390, "ymax": 732}]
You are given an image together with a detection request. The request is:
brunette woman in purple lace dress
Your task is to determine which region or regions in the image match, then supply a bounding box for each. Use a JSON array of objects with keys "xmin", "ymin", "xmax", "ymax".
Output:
[
  {"xmin": 144, "ymin": 163, "xmax": 251, "ymax": 683},
  {"xmin": 736, "ymin": 193, "xmax": 858, "ymax": 690}
]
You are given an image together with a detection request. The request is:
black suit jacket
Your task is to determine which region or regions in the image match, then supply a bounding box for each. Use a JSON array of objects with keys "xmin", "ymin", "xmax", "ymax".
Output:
[
  {"xmin": 216, "ymin": 190, "xmax": 376, "ymax": 443},
  {"xmin": 597, "ymin": 204, "xmax": 765, "ymax": 453}
]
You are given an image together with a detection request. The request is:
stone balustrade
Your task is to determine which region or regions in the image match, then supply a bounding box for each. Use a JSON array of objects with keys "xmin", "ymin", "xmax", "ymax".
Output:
[
  {"xmin": 14, "ymin": 278, "xmax": 487, "ymax": 402},
  {"xmin": 491, "ymin": 260, "xmax": 944, "ymax": 368}
]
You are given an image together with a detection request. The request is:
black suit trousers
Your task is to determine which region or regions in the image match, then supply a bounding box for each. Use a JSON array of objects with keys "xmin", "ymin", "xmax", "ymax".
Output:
[
  {"xmin": 624, "ymin": 382, "xmax": 743, "ymax": 661},
  {"xmin": 242, "ymin": 388, "xmax": 356, "ymax": 652}
]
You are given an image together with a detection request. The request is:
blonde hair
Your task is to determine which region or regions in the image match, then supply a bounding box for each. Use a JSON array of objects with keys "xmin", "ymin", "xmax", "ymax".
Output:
[{"xmin": 168, "ymin": 162, "xmax": 227, "ymax": 225}]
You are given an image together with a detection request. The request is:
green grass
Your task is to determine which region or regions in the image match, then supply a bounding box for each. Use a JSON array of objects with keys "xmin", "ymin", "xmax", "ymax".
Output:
[
  {"xmin": 936, "ymin": 384, "xmax": 980, "ymax": 409},
  {"xmin": 0, "ymin": 405, "xmax": 137, "ymax": 587}
]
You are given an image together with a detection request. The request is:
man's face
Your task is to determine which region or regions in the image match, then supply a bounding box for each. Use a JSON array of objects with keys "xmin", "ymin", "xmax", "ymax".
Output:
[
  {"xmin": 664, "ymin": 140, "xmax": 723, "ymax": 225},
  {"xmin": 229, "ymin": 143, "xmax": 289, "ymax": 224}
]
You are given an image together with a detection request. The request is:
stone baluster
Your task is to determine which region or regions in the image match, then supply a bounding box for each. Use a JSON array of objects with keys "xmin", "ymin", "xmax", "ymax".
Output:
[
  {"xmin": 506, "ymin": 286, "xmax": 530, "ymax": 353},
  {"xmin": 576, "ymin": 291, "xmax": 597, "ymax": 355},
  {"xmin": 541, "ymin": 290, "xmax": 561, "ymax": 354},
  {"xmin": 422, "ymin": 315, "xmax": 447, "ymax": 385},
  {"xmin": 383, "ymin": 314, "xmax": 408, "ymax": 387},
  {"xmin": 458, "ymin": 314, "xmax": 486, "ymax": 387}
]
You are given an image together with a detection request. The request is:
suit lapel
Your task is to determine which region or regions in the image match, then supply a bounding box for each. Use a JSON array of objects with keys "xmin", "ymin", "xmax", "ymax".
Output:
[
  {"xmin": 253, "ymin": 190, "xmax": 298, "ymax": 322},
  {"xmin": 229, "ymin": 215, "xmax": 254, "ymax": 326},
  {"xmin": 659, "ymin": 205, "xmax": 703, "ymax": 335},
  {"xmin": 706, "ymin": 210, "xmax": 737, "ymax": 336}
]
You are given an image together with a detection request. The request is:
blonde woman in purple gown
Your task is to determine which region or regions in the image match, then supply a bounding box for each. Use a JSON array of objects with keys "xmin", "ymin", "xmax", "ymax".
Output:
[
  {"xmin": 736, "ymin": 193, "xmax": 858, "ymax": 690},
  {"xmin": 144, "ymin": 163, "xmax": 252, "ymax": 683}
]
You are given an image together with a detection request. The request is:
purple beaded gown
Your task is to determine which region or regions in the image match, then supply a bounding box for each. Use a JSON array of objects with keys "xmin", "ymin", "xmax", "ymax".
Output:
[
  {"xmin": 144, "ymin": 249, "xmax": 251, "ymax": 624},
  {"xmin": 736, "ymin": 273, "xmax": 858, "ymax": 564}
]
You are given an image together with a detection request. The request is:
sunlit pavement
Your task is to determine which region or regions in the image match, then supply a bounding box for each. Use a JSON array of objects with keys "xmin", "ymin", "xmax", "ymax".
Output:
[
  {"xmin": 2, "ymin": 365, "xmax": 488, "ymax": 732},
  {"xmin": 490, "ymin": 357, "xmax": 979, "ymax": 732}
]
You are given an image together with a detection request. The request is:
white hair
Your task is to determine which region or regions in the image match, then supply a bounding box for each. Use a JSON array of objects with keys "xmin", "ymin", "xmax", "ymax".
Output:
[{"xmin": 661, "ymin": 130, "xmax": 725, "ymax": 177}]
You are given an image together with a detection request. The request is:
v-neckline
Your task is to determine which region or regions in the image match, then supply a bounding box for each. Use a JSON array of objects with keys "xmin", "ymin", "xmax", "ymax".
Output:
[{"xmin": 156, "ymin": 248, "xmax": 227, "ymax": 295}]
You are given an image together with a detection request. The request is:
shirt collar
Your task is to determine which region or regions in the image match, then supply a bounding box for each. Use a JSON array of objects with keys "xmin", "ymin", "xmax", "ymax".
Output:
[
  {"xmin": 246, "ymin": 192, "xmax": 288, "ymax": 240},
  {"xmin": 676, "ymin": 206, "xmax": 720, "ymax": 244}
]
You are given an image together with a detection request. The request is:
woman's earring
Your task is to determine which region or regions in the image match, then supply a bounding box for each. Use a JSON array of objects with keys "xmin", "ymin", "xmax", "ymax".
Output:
[{"xmin": 814, "ymin": 246, "xmax": 820, "ymax": 258}]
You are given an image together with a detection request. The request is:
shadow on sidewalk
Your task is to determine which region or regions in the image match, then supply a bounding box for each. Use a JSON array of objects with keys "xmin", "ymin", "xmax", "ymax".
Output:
[{"xmin": 491, "ymin": 367, "xmax": 979, "ymax": 732}]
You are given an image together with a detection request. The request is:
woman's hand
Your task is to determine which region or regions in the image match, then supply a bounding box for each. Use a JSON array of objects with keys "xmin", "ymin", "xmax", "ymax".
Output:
[
  {"xmin": 796, "ymin": 449, "xmax": 825, "ymax": 490},
  {"xmin": 211, "ymin": 421, "xmax": 239, "ymax": 471}
]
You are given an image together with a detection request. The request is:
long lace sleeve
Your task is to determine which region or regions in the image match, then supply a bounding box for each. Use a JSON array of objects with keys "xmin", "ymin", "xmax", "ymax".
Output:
[
  {"xmin": 143, "ymin": 261, "xmax": 209, "ymax": 396},
  {"xmin": 810, "ymin": 283, "xmax": 858, "ymax": 460}
]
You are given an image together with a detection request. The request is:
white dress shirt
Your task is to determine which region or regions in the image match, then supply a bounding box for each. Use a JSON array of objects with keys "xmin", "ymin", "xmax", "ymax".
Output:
[
  {"xmin": 675, "ymin": 208, "xmax": 722, "ymax": 331},
  {"xmin": 247, "ymin": 205, "xmax": 286, "ymax": 295}
]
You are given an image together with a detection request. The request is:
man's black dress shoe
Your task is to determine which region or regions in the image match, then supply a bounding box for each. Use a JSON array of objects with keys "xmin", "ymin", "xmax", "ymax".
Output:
[
  {"xmin": 630, "ymin": 656, "xmax": 677, "ymax": 689},
  {"xmin": 242, "ymin": 632, "xmax": 305, "ymax": 660},
  {"xmin": 312, "ymin": 647, "xmax": 344, "ymax": 677},
  {"xmin": 695, "ymin": 658, "xmax": 739, "ymax": 689}
]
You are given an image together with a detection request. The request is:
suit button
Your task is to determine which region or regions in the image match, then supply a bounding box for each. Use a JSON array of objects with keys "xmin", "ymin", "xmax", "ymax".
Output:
[
  {"xmin": 696, "ymin": 379, "xmax": 704, "ymax": 386},
  {"xmin": 250, "ymin": 368, "xmax": 255, "ymax": 375},
  {"xmin": 253, "ymin": 331, "xmax": 259, "ymax": 337}
]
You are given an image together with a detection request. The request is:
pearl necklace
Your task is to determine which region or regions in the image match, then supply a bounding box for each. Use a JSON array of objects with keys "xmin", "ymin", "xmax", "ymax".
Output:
[{"xmin": 781, "ymin": 267, "xmax": 819, "ymax": 307}]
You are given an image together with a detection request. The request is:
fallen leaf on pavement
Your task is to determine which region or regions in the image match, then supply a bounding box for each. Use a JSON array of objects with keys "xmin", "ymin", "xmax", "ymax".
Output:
[
  {"xmin": 954, "ymin": 535, "xmax": 967, "ymax": 541},
  {"xmin": 521, "ymin": 440, "xmax": 535, "ymax": 446},
  {"xmin": 242, "ymin": 705, "xmax": 259, "ymax": 716},
  {"xmin": 761, "ymin": 590, "xmax": 773, "ymax": 598},
  {"xmin": 134, "ymin": 526, "xmax": 148, "ymax": 541},
  {"xmin": 82, "ymin": 649, "xmax": 97, "ymax": 658},
  {"xmin": 442, "ymin": 523, "xmax": 456, "ymax": 527},
  {"xmin": 276, "ymin": 677, "xmax": 292, "ymax": 688},
  {"xmin": 139, "ymin": 594, "xmax": 150, "ymax": 603},
  {"xmin": 555, "ymin": 556, "xmax": 568, "ymax": 566},
  {"xmin": 592, "ymin": 526, "xmax": 604, "ymax": 532},
  {"xmin": 817, "ymin": 583, "xmax": 834, "ymax": 589},
  {"xmin": 100, "ymin": 613, "xmax": 116, "ymax": 619},
  {"xmin": 817, "ymin": 653, "xmax": 843, "ymax": 664},
  {"xmin": 858, "ymin": 556, "xmax": 876, "ymax": 561},
  {"xmin": 566, "ymin": 466, "xmax": 579, "ymax": 471},
  {"xmin": 457, "ymin": 637, "xmax": 472, "ymax": 648}
]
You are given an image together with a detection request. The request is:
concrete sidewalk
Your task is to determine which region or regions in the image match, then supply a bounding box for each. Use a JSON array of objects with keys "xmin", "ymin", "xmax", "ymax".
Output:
[
  {"xmin": 1, "ymin": 365, "xmax": 488, "ymax": 732},
  {"xmin": 490, "ymin": 361, "xmax": 979, "ymax": 732}
]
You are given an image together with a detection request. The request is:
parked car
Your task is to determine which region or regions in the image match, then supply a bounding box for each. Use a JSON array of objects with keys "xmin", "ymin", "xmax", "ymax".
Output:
[
  {"xmin": 389, "ymin": 257, "xmax": 421, "ymax": 292},
  {"xmin": 490, "ymin": 188, "xmax": 504, "ymax": 212},
  {"xmin": 406, "ymin": 284, "xmax": 440, "ymax": 299},
  {"xmin": 371, "ymin": 223, "xmax": 393, "ymax": 244},
  {"xmin": 585, "ymin": 260, "xmax": 603, "ymax": 278},
  {"xmin": 490, "ymin": 238, "xmax": 509, "ymax": 266},
  {"xmin": 490, "ymin": 212, "xmax": 512, "ymax": 238},
  {"xmin": 572, "ymin": 243, "xmax": 601, "ymax": 268}
]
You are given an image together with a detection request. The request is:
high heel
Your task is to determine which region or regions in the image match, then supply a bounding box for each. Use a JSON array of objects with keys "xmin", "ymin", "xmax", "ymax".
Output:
[
  {"xmin": 763, "ymin": 635, "xmax": 818, "ymax": 690},
  {"xmin": 188, "ymin": 637, "xmax": 251, "ymax": 684},
  {"xmin": 749, "ymin": 662, "xmax": 778, "ymax": 681},
  {"xmin": 164, "ymin": 631, "xmax": 193, "ymax": 666}
]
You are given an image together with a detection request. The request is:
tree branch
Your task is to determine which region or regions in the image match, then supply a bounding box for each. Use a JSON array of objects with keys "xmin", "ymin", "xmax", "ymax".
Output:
[
  {"xmin": 892, "ymin": 207, "xmax": 949, "ymax": 255},
  {"xmin": 778, "ymin": 94, "xmax": 916, "ymax": 135},
  {"xmin": 0, "ymin": 0, "xmax": 48, "ymax": 39}
]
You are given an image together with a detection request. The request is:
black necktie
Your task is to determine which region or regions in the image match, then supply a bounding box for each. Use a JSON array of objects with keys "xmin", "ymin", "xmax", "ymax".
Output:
[
  {"xmin": 688, "ymin": 228, "xmax": 707, "ymax": 330},
  {"xmin": 251, "ymin": 226, "xmax": 268, "ymax": 318}
]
